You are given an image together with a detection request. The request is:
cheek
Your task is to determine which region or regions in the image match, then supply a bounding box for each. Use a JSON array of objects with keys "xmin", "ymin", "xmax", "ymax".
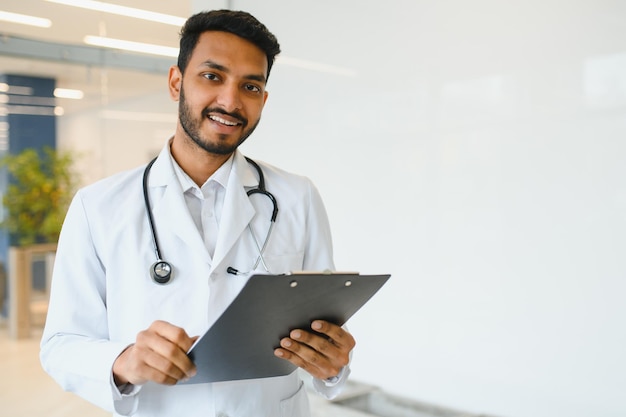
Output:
[
  {"xmin": 183, "ymin": 96, "xmax": 207, "ymax": 115},
  {"xmin": 184, "ymin": 81, "xmax": 214, "ymax": 105},
  {"xmin": 247, "ymin": 99, "xmax": 266, "ymax": 119}
]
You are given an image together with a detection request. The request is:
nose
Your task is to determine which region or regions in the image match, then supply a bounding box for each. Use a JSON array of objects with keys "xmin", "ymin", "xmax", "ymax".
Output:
[{"xmin": 216, "ymin": 82, "xmax": 243, "ymax": 112}]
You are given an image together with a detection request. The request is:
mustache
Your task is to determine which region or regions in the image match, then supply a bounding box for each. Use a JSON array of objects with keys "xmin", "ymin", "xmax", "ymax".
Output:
[{"xmin": 202, "ymin": 107, "xmax": 247, "ymax": 127}]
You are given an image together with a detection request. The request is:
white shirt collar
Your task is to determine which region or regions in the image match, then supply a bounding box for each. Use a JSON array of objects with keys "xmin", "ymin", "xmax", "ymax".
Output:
[{"xmin": 166, "ymin": 145, "xmax": 234, "ymax": 197}]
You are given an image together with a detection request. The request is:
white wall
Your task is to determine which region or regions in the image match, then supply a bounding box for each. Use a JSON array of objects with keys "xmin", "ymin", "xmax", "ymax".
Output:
[{"xmin": 60, "ymin": 1, "xmax": 626, "ymax": 416}]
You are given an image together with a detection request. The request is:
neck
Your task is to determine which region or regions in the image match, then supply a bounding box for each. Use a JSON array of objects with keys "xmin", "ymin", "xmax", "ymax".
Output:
[{"xmin": 170, "ymin": 132, "xmax": 232, "ymax": 186}]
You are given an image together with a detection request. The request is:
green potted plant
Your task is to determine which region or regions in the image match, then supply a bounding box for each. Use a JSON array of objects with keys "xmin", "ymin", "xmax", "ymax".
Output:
[
  {"xmin": 0, "ymin": 146, "xmax": 78, "ymax": 338},
  {"xmin": 1, "ymin": 147, "xmax": 77, "ymax": 246}
]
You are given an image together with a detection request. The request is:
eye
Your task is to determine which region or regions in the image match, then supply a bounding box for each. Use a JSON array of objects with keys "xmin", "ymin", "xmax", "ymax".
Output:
[
  {"xmin": 203, "ymin": 73, "xmax": 220, "ymax": 81},
  {"xmin": 244, "ymin": 83, "xmax": 262, "ymax": 94}
]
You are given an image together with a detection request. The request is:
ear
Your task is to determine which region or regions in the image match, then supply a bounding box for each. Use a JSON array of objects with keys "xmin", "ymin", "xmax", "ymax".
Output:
[
  {"xmin": 168, "ymin": 66, "xmax": 182, "ymax": 101},
  {"xmin": 262, "ymin": 90, "xmax": 269, "ymax": 106}
]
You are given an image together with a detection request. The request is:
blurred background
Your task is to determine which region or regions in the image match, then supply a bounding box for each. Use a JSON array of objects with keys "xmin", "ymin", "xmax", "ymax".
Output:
[{"xmin": 0, "ymin": 1, "xmax": 625, "ymax": 416}]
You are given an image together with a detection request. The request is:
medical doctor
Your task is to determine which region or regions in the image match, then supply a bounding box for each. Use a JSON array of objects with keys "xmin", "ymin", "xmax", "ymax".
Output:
[{"xmin": 40, "ymin": 9, "xmax": 355, "ymax": 417}]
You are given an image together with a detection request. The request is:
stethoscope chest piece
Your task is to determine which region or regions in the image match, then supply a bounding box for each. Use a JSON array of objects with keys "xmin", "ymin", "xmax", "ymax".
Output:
[{"xmin": 151, "ymin": 260, "xmax": 173, "ymax": 284}]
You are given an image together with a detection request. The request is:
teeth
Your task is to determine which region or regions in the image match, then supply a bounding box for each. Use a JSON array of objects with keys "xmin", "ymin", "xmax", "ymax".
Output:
[{"xmin": 209, "ymin": 115, "xmax": 238, "ymax": 126}]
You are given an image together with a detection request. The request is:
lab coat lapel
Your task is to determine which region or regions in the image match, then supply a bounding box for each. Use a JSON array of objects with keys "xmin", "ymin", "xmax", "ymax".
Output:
[
  {"xmin": 212, "ymin": 152, "xmax": 257, "ymax": 271},
  {"xmin": 148, "ymin": 148, "xmax": 209, "ymax": 265}
]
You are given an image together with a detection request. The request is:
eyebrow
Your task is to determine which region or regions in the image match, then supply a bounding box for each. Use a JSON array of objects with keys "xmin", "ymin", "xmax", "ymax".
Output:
[{"xmin": 201, "ymin": 60, "xmax": 267, "ymax": 84}]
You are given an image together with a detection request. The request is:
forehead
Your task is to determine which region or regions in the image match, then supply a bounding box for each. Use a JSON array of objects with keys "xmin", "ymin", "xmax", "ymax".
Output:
[{"xmin": 188, "ymin": 31, "xmax": 268, "ymax": 77}]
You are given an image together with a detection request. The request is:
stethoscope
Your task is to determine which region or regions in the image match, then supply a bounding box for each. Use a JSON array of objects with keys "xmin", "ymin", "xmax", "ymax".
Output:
[{"xmin": 142, "ymin": 156, "xmax": 278, "ymax": 284}]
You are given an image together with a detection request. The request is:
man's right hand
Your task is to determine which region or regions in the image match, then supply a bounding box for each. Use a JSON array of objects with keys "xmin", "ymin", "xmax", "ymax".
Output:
[{"xmin": 112, "ymin": 320, "xmax": 198, "ymax": 386}]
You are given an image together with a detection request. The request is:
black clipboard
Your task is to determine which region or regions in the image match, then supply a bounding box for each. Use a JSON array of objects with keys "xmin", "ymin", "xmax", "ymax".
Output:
[{"xmin": 181, "ymin": 272, "xmax": 390, "ymax": 384}]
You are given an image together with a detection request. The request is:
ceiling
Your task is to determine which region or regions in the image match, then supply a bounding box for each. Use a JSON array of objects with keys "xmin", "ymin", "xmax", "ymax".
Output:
[{"xmin": 0, "ymin": 0, "xmax": 193, "ymax": 114}]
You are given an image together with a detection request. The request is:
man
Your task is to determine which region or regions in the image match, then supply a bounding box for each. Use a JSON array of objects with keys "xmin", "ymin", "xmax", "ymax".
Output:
[{"xmin": 40, "ymin": 10, "xmax": 354, "ymax": 417}]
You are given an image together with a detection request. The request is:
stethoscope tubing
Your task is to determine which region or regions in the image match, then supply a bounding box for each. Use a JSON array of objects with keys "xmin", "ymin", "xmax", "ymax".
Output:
[
  {"xmin": 143, "ymin": 157, "xmax": 164, "ymax": 262},
  {"xmin": 143, "ymin": 155, "xmax": 278, "ymax": 283},
  {"xmin": 245, "ymin": 156, "xmax": 278, "ymax": 222}
]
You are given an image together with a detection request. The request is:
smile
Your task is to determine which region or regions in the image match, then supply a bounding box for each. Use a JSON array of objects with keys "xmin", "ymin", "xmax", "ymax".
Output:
[{"xmin": 209, "ymin": 114, "xmax": 242, "ymax": 127}]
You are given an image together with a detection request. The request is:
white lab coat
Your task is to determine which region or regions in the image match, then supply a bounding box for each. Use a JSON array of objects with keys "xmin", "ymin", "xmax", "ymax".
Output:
[{"xmin": 40, "ymin": 146, "xmax": 346, "ymax": 417}]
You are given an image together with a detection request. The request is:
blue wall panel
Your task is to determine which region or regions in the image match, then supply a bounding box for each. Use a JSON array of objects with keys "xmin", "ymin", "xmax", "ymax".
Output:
[{"xmin": 0, "ymin": 74, "xmax": 56, "ymax": 316}]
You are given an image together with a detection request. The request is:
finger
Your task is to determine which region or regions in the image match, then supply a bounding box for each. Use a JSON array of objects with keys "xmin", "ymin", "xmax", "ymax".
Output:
[
  {"xmin": 274, "ymin": 339, "xmax": 330, "ymax": 379},
  {"xmin": 289, "ymin": 328, "xmax": 341, "ymax": 361},
  {"xmin": 285, "ymin": 323, "xmax": 354, "ymax": 377},
  {"xmin": 149, "ymin": 320, "xmax": 197, "ymax": 352},
  {"xmin": 310, "ymin": 320, "xmax": 356, "ymax": 351},
  {"xmin": 137, "ymin": 330, "xmax": 196, "ymax": 380},
  {"xmin": 114, "ymin": 343, "xmax": 184, "ymax": 386},
  {"xmin": 114, "ymin": 321, "xmax": 198, "ymax": 386},
  {"xmin": 126, "ymin": 344, "xmax": 188, "ymax": 385},
  {"xmin": 138, "ymin": 322, "xmax": 197, "ymax": 378},
  {"xmin": 149, "ymin": 321, "xmax": 197, "ymax": 365},
  {"xmin": 277, "ymin": 331, "xmax": 347, "ymax": 379}
]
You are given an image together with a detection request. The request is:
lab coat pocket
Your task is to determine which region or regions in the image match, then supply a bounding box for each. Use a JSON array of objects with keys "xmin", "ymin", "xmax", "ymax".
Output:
[{"xmin": 279, "ymin": 380, "xmax": 310, "ymax": 417}]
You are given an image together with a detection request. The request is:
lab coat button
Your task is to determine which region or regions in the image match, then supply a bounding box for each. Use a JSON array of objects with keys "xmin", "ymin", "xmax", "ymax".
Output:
[{"xmin": 216, "ymin": 413, "xmax": 229, "ymax": 417}]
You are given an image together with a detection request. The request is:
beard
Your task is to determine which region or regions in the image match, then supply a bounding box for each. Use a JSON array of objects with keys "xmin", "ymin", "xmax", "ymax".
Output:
[{"xmin": 178, "ymin": 85, "xmax": 261, "ymax": 155}]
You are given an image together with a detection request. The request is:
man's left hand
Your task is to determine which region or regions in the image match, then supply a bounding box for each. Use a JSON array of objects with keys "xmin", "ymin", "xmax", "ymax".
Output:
[{"xmin": 273, "ymin": 320, "xmax": 355, "ymax": 380}]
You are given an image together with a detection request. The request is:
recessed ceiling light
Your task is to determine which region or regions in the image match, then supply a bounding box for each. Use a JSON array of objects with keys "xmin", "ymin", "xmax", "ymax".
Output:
[
  {"xmin": 0, "ymin": 10, "xmax": 52, "ymax": 28},
  {"xmin": 45, "ymin": 0, "xmax": 185, "ymax": 26}
]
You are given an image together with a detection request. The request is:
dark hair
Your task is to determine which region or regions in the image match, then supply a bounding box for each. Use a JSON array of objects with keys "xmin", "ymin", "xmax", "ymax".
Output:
[{"xmin": 178, "ymin": 10, "xmax": 281, "ymax": 79}]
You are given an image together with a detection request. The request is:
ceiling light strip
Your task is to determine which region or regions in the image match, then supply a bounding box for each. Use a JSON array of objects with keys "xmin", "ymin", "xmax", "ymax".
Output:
[
  {"xmin": 84, "ymin": 35, "xmax": 178, "ymax": 57},
  {"xmin": 0, "ymin": 11, "xmax": 52, "ymax": 28},
  {"xmin": 45, "ymin": 0, "xmax": 185, "ymax": 26},
  {"xmin": 83, "ymin": 36, "xmax": 356, "ymax": 76},
  {"xmin": 54, "ymin": 88, "xmax": 84, "ymax": 100}
]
